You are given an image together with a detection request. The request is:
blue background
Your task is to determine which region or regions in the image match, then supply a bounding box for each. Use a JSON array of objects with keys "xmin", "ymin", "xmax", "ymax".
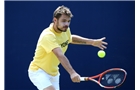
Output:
[{"xmin": 5, "ymin": 1, "xmax": 135, "ymax": 90}]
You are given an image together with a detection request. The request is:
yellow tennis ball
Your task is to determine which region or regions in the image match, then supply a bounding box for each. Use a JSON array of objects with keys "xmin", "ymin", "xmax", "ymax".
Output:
[{"xmin": 97, "ymin": 50, "xmax": 106, "ymax": 58}]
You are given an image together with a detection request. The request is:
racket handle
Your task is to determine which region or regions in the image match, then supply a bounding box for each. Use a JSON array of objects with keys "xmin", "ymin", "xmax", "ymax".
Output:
[{"xmin": 80, "ymin": 77, "xmax": 88, "ymax": 81}]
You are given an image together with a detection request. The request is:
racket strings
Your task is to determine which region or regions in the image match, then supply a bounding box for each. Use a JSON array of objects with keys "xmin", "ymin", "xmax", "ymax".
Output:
[
  {"xmin": 105, "ymin": 74, "xmax": 122, "ymax": 84},
  {"xmin": 100, "ymin": 72, "xmax": 125, "ymax": 86}
]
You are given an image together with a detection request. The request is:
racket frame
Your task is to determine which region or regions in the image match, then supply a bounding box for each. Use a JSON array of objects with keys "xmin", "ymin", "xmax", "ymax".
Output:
[{"xmin": 80, "ymin": 68, "xmax": 127, "ymax": 89}]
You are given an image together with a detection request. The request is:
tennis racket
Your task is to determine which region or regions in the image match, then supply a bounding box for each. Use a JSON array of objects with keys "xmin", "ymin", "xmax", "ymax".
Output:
[{"xmin": 80, "ymin": 68, "xmax": 127, "ymax": 89}]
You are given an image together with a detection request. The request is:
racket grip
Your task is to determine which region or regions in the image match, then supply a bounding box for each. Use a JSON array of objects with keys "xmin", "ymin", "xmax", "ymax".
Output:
[{"xmin": 80, "ymin": 77, "xmax": 88, "ymax": 81}]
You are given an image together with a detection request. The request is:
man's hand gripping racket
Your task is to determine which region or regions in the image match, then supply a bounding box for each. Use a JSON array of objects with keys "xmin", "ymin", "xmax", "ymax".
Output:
[{"xmin": 80, "ymin": 68, "xmax": 127, "ymax": 89}]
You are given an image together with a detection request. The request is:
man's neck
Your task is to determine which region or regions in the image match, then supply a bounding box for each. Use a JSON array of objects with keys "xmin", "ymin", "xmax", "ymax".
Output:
[{"xmin": 53, "ymin": 24, "xmax": 62, "ymax": 33}]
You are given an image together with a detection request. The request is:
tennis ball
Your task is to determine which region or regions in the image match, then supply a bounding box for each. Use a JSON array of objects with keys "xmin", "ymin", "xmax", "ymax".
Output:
[{"xmin": 97, "ymin": 50, "xmax": 106, "ymax": 58}]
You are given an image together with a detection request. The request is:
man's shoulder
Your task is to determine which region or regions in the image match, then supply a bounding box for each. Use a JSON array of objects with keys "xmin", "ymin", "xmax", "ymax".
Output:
[
  {"xmin": 42, "ymin": 27, "xmax": 55, "ymax": 35},
  {"xmin": 39, "ymin": 28, "xmax": 55, "ymax": 41}
]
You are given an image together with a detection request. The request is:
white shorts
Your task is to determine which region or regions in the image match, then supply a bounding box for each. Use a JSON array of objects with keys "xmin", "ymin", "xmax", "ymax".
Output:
[{"xmin": 28, "ymin": 68, "xmax": 60, "ymax": 90}]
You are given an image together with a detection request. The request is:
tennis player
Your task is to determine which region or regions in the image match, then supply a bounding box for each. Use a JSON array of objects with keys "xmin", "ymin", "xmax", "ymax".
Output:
[{"xmin": 28, "ymin": 5, "xmax": 108, "ymax": 90}]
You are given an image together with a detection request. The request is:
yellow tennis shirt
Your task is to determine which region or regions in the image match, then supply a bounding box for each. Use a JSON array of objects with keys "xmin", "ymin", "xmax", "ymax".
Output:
[{"xmin": 28, "ymin": 23, "xmax": 72, "ymax": 76}]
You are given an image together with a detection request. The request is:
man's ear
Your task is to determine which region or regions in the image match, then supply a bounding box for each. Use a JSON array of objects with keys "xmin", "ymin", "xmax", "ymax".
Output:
[{"xmin": 53, "ymin": 18, "xmax": 57, "ymax": 23}]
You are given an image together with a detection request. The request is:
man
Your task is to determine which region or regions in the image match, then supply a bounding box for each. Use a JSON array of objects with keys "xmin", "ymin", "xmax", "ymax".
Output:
[{"xmin": 28, "ymin": 5, "xmax": 108, "ymax": 90}]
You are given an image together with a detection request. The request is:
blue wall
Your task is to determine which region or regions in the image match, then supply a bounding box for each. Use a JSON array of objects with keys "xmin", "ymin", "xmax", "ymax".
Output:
[{"xmin": 5, "ymin": 1, "xmax": 135, "ymax": 90}]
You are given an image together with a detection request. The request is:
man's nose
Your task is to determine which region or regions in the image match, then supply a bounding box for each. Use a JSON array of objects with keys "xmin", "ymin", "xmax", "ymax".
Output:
[{"xmin": 65, "ymin": 22, "xmax": 70, "ymax": 26}]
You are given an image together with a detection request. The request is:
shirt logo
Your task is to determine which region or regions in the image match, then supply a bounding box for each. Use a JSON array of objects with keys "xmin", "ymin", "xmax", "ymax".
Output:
[{"xmin": 60, "ymin": 40, "xmax": 69, "ymax": 48}]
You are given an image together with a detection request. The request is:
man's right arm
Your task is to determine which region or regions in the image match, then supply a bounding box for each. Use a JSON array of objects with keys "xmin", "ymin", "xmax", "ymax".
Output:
[{"xmin": 52, "ymin": 47, "xmax": 80, "ymax": 83}]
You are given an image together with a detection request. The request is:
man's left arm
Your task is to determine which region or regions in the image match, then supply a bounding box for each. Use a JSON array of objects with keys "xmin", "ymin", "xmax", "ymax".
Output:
[{"xmin": 70, "ymin": 35, "xmax": 108, "ymax": 50}]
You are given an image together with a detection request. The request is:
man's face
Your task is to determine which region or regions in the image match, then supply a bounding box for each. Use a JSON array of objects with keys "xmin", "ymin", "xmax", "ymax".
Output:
[{"xmin": 55, "ymin": 14, "xmax": 71, "ymax": 32}]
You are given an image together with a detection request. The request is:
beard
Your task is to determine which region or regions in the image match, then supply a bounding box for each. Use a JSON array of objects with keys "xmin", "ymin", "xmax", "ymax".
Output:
[
  {"xmin": 56, "ymin": 22, "xmax": 68, "ymax": 32},
  {"xmin": 57, "ymin": 25, "xmax": 67, "ymax": 32}
]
